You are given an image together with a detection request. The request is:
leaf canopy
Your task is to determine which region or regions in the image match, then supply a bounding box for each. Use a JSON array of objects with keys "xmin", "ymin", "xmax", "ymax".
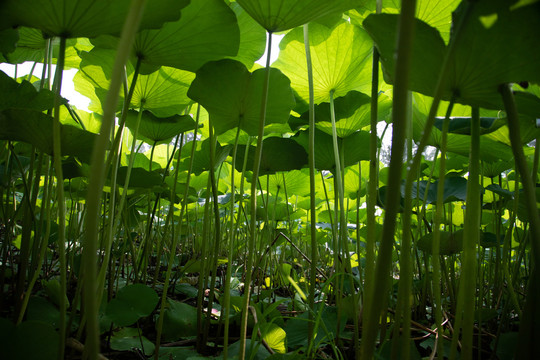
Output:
[
  {"xmin": 364, "ymin": 0, "xmax": 540, "ymax": 109},
  {"xmin": 236, "ymin": 0, "xmax": 360, "ymax": 32},
  {"xmin": 274, "ymin": 21, "xmax": 373, "ymax": 104},
  {"xmin": 0, "ymin": 0, "xmax": 189, "ymax": 38}
]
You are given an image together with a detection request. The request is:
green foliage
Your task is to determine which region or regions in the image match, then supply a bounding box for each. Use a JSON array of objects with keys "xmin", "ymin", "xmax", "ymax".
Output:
[{"xmin": 1, "ymin": 1, "xmax": 540, "ymax": 359}]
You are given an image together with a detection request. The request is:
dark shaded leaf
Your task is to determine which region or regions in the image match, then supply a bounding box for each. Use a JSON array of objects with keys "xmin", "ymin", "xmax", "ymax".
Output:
[
  {"xmin": 0, "ymin": 0, "xmax": 189, "ymax": 38},
  {"xmin": 126, "ymin": 110, "xmax": 195, "ymax": 145},
  {"xmin": 188, "ymin": 59, "xmax": 295, "ymax": 136},
  {"xmin": 105, "ymin": 284, "xmax": 159, "ymax": 327}
]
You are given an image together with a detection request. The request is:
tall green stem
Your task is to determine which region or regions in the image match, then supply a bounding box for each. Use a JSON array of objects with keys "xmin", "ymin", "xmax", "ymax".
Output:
[
  {"xmin": 52, "ymin": 36, "xmax": 67, "ymax": 360},
  {"xmin": 239, "ymin": 32, "xmax": 273, "ymax": 360},
  {"xmin": 305, "ymin": 22, "xmax": 318, "ymax": 350},
  {"xmin": 499, "ymin": 84, "xmax": 540, "ymax": 358},
  {"xmin": 202, "ymin": 119, "xmax": 223, "ymax": 349},
  {"xmin": 222, "ymin": 127, "xmax": 242, "ymax": 359},
  {"xmin": 154, "ymin": 107, "xmax": 200, "ymax": 359},
  {"xmin": 431, "ymin": 98, "xmax": 454, "ymax": 357},
  {"xmin": 360, "ymin": 1, "xmax": 417, "ymax": 358},
  {"xmin": 450, "ymin": 107, "xmax": 481, "ymax": 360},
  {"xmin": 83, "ymin": 2, "xmax": 147, "ymax": 358}
]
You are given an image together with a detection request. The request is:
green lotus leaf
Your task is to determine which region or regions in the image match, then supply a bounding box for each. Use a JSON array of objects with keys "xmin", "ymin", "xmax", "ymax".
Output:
[
  {"xmin": 0, "ymin": 70, "xmax": 56, "ymax": 111},
  {"xmin": 273, "ymin": 21, "xmax": 373, "ymax": 104},
  {"xmin": 187, "ymin": 59, "xmax": 295, "ymax": 136},
  {"xmin": 158, "ymin": 300, "xmax": 198, "ymax": 341},
  {"xmin": 364, "ymin": 1, "xmax": 540, "ymax": 109},
  {"xmin": 126, "ymin": 110, "xmax": 195, "ymax": 145},
  {"xmin": 417, "ymin": 230, "xmax": 466, "ymax": 256},
  {"xmin": 351, "ymin": 0, "xmax": 460, "ymax": 42},
  {"xmin": 12, "ymin": 321, "xmax": 59, "ymax": 360},
  {"xmin": 178, "ymin": 138, "xmax": 232, "ymax": 176},
  {"xmin": 131, "ymin": 0, "xmax": 239, "ymax": 72},
  {"xmin": 114, "ymin": 167, "xmax": 164, "ymax": 190},
  {"xmin": 110, "ymin": 327, "xmax": 155, "ymax": 356},
  {"xmin": 105, "ymin": 284, "xmax": 159, "ymax": 327},
  {"xmin": 228, "ymin": 3, "xmax": 267, "ymax": 69},
  {"xmin": 0, "ymin": 28, "xmax": 18, "ymax": 60},
  {"xmin": 235, "ymin": 137, "xmax": 308, "ymax": 176},
  {"xmin": 75, "ymin": 47, "xmax": 195, "ymax": 116},
  {"xmin": 260, "ymin": 323, "xmax": 287, "ymax": 354},
  {"xmin": 0, "ymin": 109, "xmax": 99, "ymax": 163},
  {"xmin": 285, "ymin": 305, "xmax": 345, "ymax": 348},
  {"xmin": 294, "ymin": 129, "xmax": 370, "ymax": 171},
  {"xmin": 297, "ymin": 90, "xmax": 392, "ymax": 137},
  {"xmin": 4, "ymin": 28, "xmax": 92, "ymax": 68},
  {"xmin": 258, "ymin": 169, "xmax": 318, "ymax": 197},
  {"xmin": 0, "ymin": 0, "xmax": 189, "ymax": 38},
  {"xmin": 236, "ymin": 0, "xmax": 360, "ymax": 32},
  {"xmin": 409, "ymin": 176, "xmax": 469, "ymax": 205}
]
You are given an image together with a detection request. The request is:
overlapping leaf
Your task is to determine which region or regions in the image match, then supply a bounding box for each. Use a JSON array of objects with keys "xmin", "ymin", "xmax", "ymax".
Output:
[
  {"xmin": 105, "ymin": 284, "xmax": 158, "ymax": 327},
  {"xmin": 237, "ymin": 0, "xmax": 360, "ymax": 32},
  {"xmin": 187, "ymin": 59, "xmax": 295, "ymax": 136},
  {"xmin": 74, "ymin": 48, "xmax": 194, "ymax": 116},
  {"xmin": 235, "ymin": 137, "xmax": 308, "ymax": 176},
  {"xmin": 0, "ymin": 0, "xmax": 189, "ymax": 38},
  {"xmin": 228, "ymin": 3, "xmax": 267, "ymax": 69},
  {"xmin": 125, "ymin": 110, "xmax": 195, "ymax": 145},
  {"xmin": 294, "ymin": 129, "xmax": 370, "ymax": 171},
  {"xmin": 296, "ymin": 91, "xmax": 392, "ymax": 137},
  {"xmin": 274, "ymin": 21, "xmax": 373, "ymax": 104},
  {"xmin": 364, "ymin": 0, "xmax": 540, "ymax": 109}
]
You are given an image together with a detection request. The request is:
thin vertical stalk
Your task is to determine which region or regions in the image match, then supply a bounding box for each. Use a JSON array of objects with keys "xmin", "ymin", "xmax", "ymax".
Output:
[
  {"xmin": 202, "ymin": 119, "xmax": 223, "ymax": 349},
  {"xmin": 431, "ymin": 99, "xmax": 454, "ymax": 358},
  {"xmin": 450, "ymin": 106, "xmax": 481, "ymax": 360},
  {"xmin": 51, "ymin": 36, "xmax": 67, "ymax": 360},
  {"xmin": 222, "ymin": 126, "xmax": 242, "ymax": 359},
  {"xmin": 329, "ymin": 90, "xmax": 353, "ymax": 347},
  {"xmin": 367, "ymin": 2, "xmax": 474, "ymax": 356},
  {"xmin": 360, "ymin": 0, "xmax": 417, "ymax": 358},
  {"xmin": 364, "ymin": 1, "xmax": 382, "ymax": 343},
  {"xmin": 196, "ymin": 175, "xmax": 213, "ymax": 352},
  {"xmin": 239, "ymin": 32, "xmax": 273, "ymax": 360},
  {"xmin": 306, "ymin": 31, "xmax": 317, "ymax": 312},
  {"xmin": 499, "ymin": 84, "xmax": 540, "ymax": 358},
  {"xmin": 154, "ymin": 107, "xmax": 200, "ymax": 359},
  {"xmin": 83, "ymin": 2, "xmax": 147, "ymax": 358},
  {"xmin": 96, "ymin": 104, "xmax": 144, "ymax": 308},
  {"xmin": 16, "ymin": 162, "xmax": 54, "ymax": 324}
]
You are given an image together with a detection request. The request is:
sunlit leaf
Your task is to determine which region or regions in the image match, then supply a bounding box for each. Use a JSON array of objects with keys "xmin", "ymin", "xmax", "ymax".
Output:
[
  {"xmin": 229, "ymin": 3, "xmax": 267, "ymax": 69},
  {"xmin": 260, "ymin": 323, "xmax": 287, "ymax": 354},
  {"xmin": 132, "ymin": 0, "xmax": 239, "ymax": 72},
  {"xmin": 237, "ymin": 0, "xmax": 360, "ymax": 32},
  {"xmin": 274, "ymin": 21, "xmax": 373, "ymax": 104},
  {"xmin": 75, "ymin": 48, "xmax": 195, "ymax": 116},
  {"xmin": 364, "ymin": 1, "xmax": 540, "ymax": 109}
]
